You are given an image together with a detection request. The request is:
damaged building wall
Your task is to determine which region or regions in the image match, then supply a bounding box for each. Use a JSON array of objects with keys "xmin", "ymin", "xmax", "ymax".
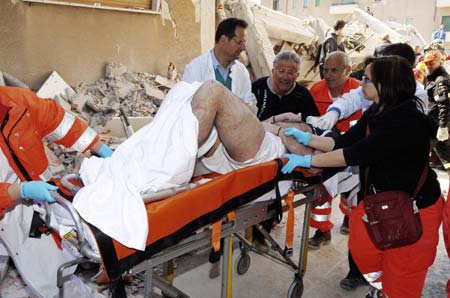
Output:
[{"xmin": 0, "ymin": 0, "xmax": 214, "ymax": 90}]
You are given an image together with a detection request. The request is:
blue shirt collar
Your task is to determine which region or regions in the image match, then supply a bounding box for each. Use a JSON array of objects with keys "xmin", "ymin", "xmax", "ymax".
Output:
[{"xmin": 210, "ymin": 49, "xmax": 235, "ymax": 78}]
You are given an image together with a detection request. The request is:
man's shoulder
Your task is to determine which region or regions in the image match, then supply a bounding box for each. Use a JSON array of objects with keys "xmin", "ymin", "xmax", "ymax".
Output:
[
  {"xmin": 186, "ymin": 51, "xmax": 211, "ymax": 66},
  {"xmin": 294, "ymin": 82, "xmax": 312, "ymax": 92},
  {"xmin": 344, "ymin": 77, "xmax": 361, "ymax": 91},
  {"xmin": 252, "ymin": 76, "xmax": 269, "ymax": 88}
]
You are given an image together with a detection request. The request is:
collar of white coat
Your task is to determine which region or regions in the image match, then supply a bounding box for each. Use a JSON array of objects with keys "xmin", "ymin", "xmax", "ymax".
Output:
[{"xmin": 210, "ymin": 49, "xmax": 236, "ymax": 77}]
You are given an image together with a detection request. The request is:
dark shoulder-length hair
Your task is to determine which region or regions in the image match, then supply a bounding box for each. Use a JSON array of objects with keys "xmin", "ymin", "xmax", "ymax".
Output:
[{"xmin": 366, "ymin": 56, "xmax": 417, "ymax": 112}]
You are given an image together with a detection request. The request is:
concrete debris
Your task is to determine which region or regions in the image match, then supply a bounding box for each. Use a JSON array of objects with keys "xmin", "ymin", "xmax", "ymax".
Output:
[
  {"xmin": 0, "ymin": 71, "xmax": 29, "ymax": 89},
  {"xmin": 223, "ymin": 0, "xmax": 426, "ymax": 82},
  {"xmin": 37, "ymin": 71, "xmax": 75, "ymax": 108},
  {"xmin": 105, "ymin": 62, "xmax": 128, "ymax": 78},
  {"xmin": 42, "ymin": 62, "xmax": 170, "ymax": 178},
  {"xmin": 155, "ymin": 75, "xmax": 176, "ymax": 89}
]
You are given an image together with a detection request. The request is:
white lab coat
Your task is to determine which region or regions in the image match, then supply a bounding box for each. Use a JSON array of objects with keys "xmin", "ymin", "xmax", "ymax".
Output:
[
  {"xmin": 182, "ymin": 50, "xmax": 256, "ymax": 105},
  {"xmin": 328, "ymin": 82, "xmax": 429, "ymax": 119}
]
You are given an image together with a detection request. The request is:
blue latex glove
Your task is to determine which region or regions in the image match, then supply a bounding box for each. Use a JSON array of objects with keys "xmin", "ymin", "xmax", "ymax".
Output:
[
  {"xmin": 20, "ymin": 181, "xmax": 58, "ymax": 203},
  {"xmin": 284, "ymin": 128, "xmax": 312, "ymax": 146},
  {"xmin": 281, "ymin": 154, "xmax": 312, "ymax": 174},
  {"xmin": 97, "ymin": 144, "xmax": 113, "ymax": 158}
]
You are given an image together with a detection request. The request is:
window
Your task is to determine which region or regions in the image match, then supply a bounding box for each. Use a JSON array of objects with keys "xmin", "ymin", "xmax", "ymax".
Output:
[
  {"xmin": 303, "ymin": 0, "xmax": 309, "ymax": 8},
  {"xmin": 340, "ymin": 0, "xmax": 354, "ymax": 3},
  {"xmin": 292, "ymin": 0, "xmax": 297, "ymax": 9},
  {"xmin": 442, "ymin": 16, "xmax": 450, "ymax": 31},
  {"xmin": 273, "ymin": 0, "xmax": 279, "ymax": 10},
  {"xmin": 315, "ymin": 0, "xmax": 320, "ymax": 7},
  {"xmin": 23, "ymin": 0, "xmax": 157, "ymax": 13}
]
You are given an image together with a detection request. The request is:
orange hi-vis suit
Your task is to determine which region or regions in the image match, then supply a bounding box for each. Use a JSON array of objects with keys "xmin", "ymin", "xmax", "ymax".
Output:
[
  {"xmin": 309, "ymin": 78, "xmax": 360, "ymax": 232},
  {"xmin": 0, "ymin": 86, "xmax": 99, "ymax": 216},
  {"xmin": 349, "ymin": 197, "xmax": 443, "ymax": 298}
]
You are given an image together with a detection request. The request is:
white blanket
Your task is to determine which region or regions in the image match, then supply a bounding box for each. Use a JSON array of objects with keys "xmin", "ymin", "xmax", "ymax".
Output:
[{"xmin": 73, "ymin": 82, "xmax": 203, "ymax": 251}]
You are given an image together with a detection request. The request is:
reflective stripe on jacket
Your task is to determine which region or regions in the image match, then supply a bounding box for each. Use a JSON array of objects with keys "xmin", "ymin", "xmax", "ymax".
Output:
[{"xmin": 0, "ymin": 86, "xmax": 99, "ymax": 216}]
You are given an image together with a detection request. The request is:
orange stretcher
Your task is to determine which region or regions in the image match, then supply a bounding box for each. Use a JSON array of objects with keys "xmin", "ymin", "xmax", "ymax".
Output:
[{"xmin": 53, "ymin": 159, "xmax": 326, "ymax": 298}]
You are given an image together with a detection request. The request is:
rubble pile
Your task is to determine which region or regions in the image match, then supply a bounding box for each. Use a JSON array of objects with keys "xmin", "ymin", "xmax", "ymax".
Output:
[
  {"xmin": 70, "ymin": 62, "xmax": 169, "ymax": 133},
  {"xmin": 47, "ymin": 63, "xmax": 174, "ymax": 176}
]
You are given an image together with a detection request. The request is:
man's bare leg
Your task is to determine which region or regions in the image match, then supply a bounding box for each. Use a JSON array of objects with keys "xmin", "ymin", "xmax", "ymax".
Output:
[{"xmin": 191, "ymin": 80, "xmax": 264, "ymax": 162}]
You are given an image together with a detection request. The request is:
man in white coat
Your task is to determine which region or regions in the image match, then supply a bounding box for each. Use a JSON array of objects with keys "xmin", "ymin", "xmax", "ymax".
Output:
[{"xmin": 183, "ymin": 18, "xmax": 256, "ymax": 107}]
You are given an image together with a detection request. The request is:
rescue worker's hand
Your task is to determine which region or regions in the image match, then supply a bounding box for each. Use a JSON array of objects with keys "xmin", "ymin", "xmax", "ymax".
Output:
[
  {"xmin": 284, "ymin": 128, "xmax": 312, "ymax": 146},
  {"xmin": 281, "ymin": 154, "xmax": 312, "ymax": 174},
  {"xmin": 20, "ymin": 181, "xmax": 58, "ymax": 203},
  {"xmin": 306, "ymin": 110, "xmax": 339, "ymax": 130},
  {"xmin": 98, "ymin": 144, "xmax": 113, "ymax": 158},
  {"xmin": 437, "ymin": 127, "xmax": 449, "ymax": 141},
  {"xmin": 272, "ymin": 112, "xmax": 302, "ymax": 123}
]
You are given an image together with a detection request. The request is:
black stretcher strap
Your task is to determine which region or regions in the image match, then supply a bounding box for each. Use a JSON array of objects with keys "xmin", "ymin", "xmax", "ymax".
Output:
[
  {"xmin": 87, "ymin": 223, "xmax": 126, "ymax": 298},
  {"xmin": 274, "ymin": 159, "xmax": 283, "ymax": 223}
]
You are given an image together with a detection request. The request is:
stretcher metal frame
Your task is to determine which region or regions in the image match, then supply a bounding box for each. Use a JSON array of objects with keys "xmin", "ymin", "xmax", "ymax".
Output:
[{"xmin": 50, "ymin": 161, "xmax": 327, "ymax": 298}]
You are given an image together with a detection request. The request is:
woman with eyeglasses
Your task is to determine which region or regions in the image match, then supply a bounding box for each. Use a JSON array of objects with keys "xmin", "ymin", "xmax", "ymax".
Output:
[{"xmin": 281, "ymin": 56, "xmax": 443, "ymax": 298}]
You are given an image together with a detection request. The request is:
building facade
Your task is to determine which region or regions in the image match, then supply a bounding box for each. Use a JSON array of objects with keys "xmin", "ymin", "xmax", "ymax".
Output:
[{"xmin": 0, "ymin": 0, "xmax": 215, "ymax": 89}]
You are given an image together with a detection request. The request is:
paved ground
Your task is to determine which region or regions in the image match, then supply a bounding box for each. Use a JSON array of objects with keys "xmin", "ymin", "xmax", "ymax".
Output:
[{"xmin": 1, "ymin": 169, "xmax": 449, "ymax": 298}]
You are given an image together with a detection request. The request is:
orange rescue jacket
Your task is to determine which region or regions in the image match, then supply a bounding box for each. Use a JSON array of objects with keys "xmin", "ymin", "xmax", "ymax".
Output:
[
  {"xmin": 0, "ymin": 87, "xmax": 99, "ymax": 216},
  {"xmin": 310, "ymin": 78, "xmax": 361, "ymax": 132}
]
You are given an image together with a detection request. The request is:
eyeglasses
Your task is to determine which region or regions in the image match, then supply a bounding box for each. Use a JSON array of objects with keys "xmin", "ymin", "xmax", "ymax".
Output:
[
  {"xmin": 362, "ymin": 75, "xmax": 373, "ymax": 84},
  {"xmin": 275, "ymin": 68, "xmax": 298, "ymax": 77},
  {"xmin": 228, "ymin": 35, "xmax": 246, "ymax": 46}
]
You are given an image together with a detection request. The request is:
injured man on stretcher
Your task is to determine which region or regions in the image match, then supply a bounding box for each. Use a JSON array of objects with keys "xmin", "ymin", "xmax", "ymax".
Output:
[
  {"xmin": 73, "ymin": 79, "xmax": 319, "ymax": 252},
  {"xmin": 0, "ymin": 80, "xmax": 358, "ymax": 298}
]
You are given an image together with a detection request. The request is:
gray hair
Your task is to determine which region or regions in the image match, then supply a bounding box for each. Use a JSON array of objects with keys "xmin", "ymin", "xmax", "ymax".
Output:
[
  {"xmin": 325, "ymin": 51, "xmax": 350, "ymax": 67},
  {"xmin": 273, "ymin": 51, "xmax": 301, "ymax": 68}
]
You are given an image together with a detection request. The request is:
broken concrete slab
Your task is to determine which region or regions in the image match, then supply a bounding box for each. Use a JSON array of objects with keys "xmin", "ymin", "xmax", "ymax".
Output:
[
  {"xmin": 144, "ymin": 83, "xmax": 165, "ymax": 102},
  {"xmin": 155, "ymin": 75, "xmax": 176, "ymax": 89},
  {"xmin": 70, "ymin": 93, "xmax": 92, "ymax": 113},
  {"xmin": 37, "ymin": 71, "xmax": 75, "ymax": 112},
  {"xmin": 104, "ymin": 116, "xmax": 152, "ymax": 138},
  {"xmin": 1, "ymin": 72, "xmax": 29, "ymax": 89}
]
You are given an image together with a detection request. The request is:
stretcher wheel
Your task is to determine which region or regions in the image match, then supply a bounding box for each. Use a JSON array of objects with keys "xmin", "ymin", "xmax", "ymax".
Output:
[
  {"xmin": 287, "ymin": 277, "xmax": 303, "ymax": 298},
  {"xmin": 235, "ymin": 253, "xmax": 251, "ymax": 275}
]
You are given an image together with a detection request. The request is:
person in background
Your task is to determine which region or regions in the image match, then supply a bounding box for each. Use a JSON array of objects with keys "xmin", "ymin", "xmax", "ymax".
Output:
[
  {"xmin": 414, "ymin": 45, "xmax": 422, "ymax": 57},
  {"xmin": 282, "ymin": 56, "xmax": 442, "ymax": 298},
  {"xmin": 251, "ymin": 50, "xmax": 319, "ymax": 251},
  {"xmin": 306, "ymin": 43, "xmax": 429, "ymax": 130},
  {"xmin": 308, "ymin": 19, "xmax": 346, "ymax": 79},
  {"xmin": 308, "ymin": 51, "xmax": 366, "ymax": 291},
  {"xmin": 183, "ymin": 17, "xmax": 256, "ymax": 108},
  {"xmin": 373, "ymin": 34, "xmax": 391, "ymax": 57},
  {"xmin": 183, "ymin": 18, "xmax": 257, "ymax": 277},
  {"xmin": 433, "ymin": 24, "xmax": 447, "ymax": 42},
  {"xmin": 423, "ymin": 50, "xmax": 450, "ymax": 168},
  {"xmin": 307, "ymin": 51, "xmax": 360, "ymax": 246},
  {"xmin": 253, "ymin": 51, "xmax": 320, "ymax": 123}
]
